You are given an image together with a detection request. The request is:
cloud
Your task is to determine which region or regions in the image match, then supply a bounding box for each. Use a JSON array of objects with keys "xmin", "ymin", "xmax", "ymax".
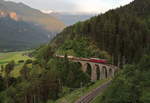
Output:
[
  {"xmin": 75, "ymin": 0, "xmax": 134, "ymax": 13},
  {"xmin": 6, "ymin": 0, "xmax": 78, "ymax": 12},
  {"xmin": 75, "ymin": 0, "xmax": 109, "ymax": 13},
  {"xmin": 7, "ymin": 0, "xmax": 134, "ymax": 13}
]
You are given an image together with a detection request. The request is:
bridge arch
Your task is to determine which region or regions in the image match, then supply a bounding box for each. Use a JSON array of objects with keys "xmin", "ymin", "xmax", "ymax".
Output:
[
  {"xmin": 108, "ymin": 68, "xmax": 113, "ymax": 77},
  {"xmin": 95, "ymin": 65, "xmax": 100, "ymax": 80},
  {"xmin": 86, "ymin": 63, "xmax": 92, "ymax": 78},
  {"xmin": 78, "ymin": 62, "xmax": 87, "ymax": 72}
]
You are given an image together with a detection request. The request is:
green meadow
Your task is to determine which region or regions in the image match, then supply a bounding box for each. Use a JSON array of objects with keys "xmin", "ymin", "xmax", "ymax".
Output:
[{"xmin": 0, "ymin": 51, "xmax": 31, "ymax": 65}]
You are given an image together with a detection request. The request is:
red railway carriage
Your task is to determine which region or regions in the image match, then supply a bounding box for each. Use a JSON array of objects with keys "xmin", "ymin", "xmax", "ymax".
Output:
[
  {"xmin": 56, "ymin": 55, "xmax": 108, "ymax": 64},
  {"xmin": 79, "ymin": 57, "xmax": 90, "ymax": 61},
  {"xmin": 89, "ymin": 58, "xmax": 108, "ymax": 64}
]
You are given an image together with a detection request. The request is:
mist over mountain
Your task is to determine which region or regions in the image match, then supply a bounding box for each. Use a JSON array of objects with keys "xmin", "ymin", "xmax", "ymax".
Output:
[
  {"xmin": 0, "ymin": 15, "xmax": 52, "ymax": 51},
  {"xmin": 50, "ymin": 12, "xmax": 95, "ymax": 26}
]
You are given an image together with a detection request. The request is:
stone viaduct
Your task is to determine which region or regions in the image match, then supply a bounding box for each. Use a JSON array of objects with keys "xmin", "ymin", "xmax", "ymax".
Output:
[
  {"xmin": 56, "ymin": 55, "xmax": 119, "ymax": 81},
  {"xmin": 72, "ymin": 59, "xmax": 118, "ymax": 81},
  {"xmin": 56, "ymin": 55, "xmax": 118, "ymax": 81}
]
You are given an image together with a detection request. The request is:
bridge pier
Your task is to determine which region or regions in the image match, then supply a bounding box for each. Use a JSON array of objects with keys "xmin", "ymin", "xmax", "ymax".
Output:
[
  {"xmin": 80, "ymin": 62, "xmax": 87, "ymax": 72},
  {"xmin": 91, "ymin": 64, "xmax": 97, "ymax": 81}
]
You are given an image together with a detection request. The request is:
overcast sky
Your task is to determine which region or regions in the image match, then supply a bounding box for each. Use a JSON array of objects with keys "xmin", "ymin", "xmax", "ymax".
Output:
[{"xmin": 6, "ymin": 0, "xmax": 134, "ymax": 14}]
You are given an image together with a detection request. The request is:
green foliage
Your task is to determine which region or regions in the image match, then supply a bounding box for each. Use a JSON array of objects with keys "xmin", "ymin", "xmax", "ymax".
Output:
[
  {"xmin": 55, "ymin": 79, "xmax": 109, "ymax": 103},
  {"xmin": 0, "ymin": 50, "xmax": 90, "ymax": 103},
  {"xmin": 56, "ymin": 36, "xmax": 111, "ymax": 60},
  {"xmin": 0, "ymin": 64, "xmax": 62, "ymax": 103},
  {"xmin": 36, "ymin": 45, "xmax": 54, "ymax": 63},
  {"xmin": 25, "ymin": 59, "xmax": 32, "ymax": 64},
  {"xmin": 0, "ymin": 76, "xmax": 5, "ymax": 92},
  {"xmin": 20, "ymin": 64, "xmax": 30, "ymax": 80},
  {"xmin": 5, "ymin": 61, "xmax": 15, "ymax": 76},
  {"xmin": 98, "ymin": 55, "xmax": 150, "ymax": 103},
  {"xmin": 47, "ymin": 57, "xmax": 90, "ymax": 88}
]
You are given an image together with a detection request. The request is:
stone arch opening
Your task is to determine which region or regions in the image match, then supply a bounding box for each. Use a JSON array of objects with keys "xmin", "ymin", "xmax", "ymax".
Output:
[
  {"xmin": 102, "ymin": 66, "xmax": 107, "ymax": 78},
  {"xmin": 109, "ymin": 68, "xmax": 112, "ymax": 77},
  {"xmin": 86, "ymin": 63, "xmax": 92, "ymax": 78},
  {"xmin": 96, "ymin": 65, "xmax": 100, "ymax": 80}
]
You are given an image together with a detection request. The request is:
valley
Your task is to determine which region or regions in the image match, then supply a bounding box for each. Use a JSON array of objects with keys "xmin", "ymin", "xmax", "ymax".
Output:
[{"xmin": 0, "ymin": 0, "xmax": 150, "ymax": 103}]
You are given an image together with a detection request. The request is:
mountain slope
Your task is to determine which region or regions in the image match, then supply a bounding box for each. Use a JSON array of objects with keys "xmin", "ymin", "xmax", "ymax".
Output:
[
  {"xmin": 51, "ymin": 0, "xmax": 150, "ymax": 65},
  {"xmin": 0, "ymin": 0, "xmax": 65, "ymax": 32},
  {"xmin": 0, "ymin": 16, "xmax": 50, "ymax": 51}
]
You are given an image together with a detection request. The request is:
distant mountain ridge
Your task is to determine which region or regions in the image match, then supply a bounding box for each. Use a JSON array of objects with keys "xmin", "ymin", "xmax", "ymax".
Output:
[
  {"xmin": 50, "ymin": 12, "xmax": 94, "ymax": 26},
  {"xmin": 0, "ymin": 0, "xmax": 66, "ymax": 51},
  {"xmin": 0, "ymin": 15, "xmax": 51, "ymax": 51},
  {"xmin": 0, "ymin": 0, "xmax": 65, "ymax": 32}
]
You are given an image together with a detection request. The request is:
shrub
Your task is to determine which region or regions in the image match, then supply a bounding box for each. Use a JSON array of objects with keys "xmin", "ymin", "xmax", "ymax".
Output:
[{"xmin": 25, "ymin": 59, "xmax": 32, "ymax": 64}]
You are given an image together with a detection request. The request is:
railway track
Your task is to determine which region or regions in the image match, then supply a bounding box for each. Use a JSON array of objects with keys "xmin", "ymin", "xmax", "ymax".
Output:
[{"xmin": 75, "ymin": 81, "xmax": 111, "ymax": 103}]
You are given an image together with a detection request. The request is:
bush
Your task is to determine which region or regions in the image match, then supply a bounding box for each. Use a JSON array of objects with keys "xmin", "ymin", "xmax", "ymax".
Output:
[
  {"xmin": 25, "ymin": 59, "xmax": 32, "ymax": 64},
  {"xmin": 18, "ymin": 60, "xmax": 24, "ymax": 64},
  {"xmin": 32, "ymin": 60, "xmax": 39, "ymax": 65},
  {"xmin": 98, "ymin": 55, "xmax": 150, "ymax": 103}
]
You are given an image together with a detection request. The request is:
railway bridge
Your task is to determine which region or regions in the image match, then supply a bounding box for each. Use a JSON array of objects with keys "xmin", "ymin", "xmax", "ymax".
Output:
[{"xmin": 57, "ymin": 55, "xmax": 118, "ymax": 81}]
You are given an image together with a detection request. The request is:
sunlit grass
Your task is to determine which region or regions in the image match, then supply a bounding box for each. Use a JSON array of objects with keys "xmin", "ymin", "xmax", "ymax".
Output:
[
  {"xmin": 10, "ymin": 64, "xmax": 23, "ymax": 78},
  {"xmin": 0, "ymin": 51, "xmax": 33, "ymax": 77},
  {"xmin": 0, "ymin": 51, "xmax": 32, "ymax": 65}
]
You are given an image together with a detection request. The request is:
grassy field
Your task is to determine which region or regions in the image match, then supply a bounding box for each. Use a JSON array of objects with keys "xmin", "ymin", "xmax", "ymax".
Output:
[
  {"xmin": 0, "ymin": 51, "xmax": 31, "ymax": 65},
  {"xmin": 50, "ymin": 79, "xmax": 110, "ymax": 103},
  {"xmin": 0, "ymin": 51, "xmax": 33, "ymax": 77}
]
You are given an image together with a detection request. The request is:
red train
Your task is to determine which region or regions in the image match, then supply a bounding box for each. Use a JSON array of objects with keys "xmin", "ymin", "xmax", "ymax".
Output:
[
  {"xmin": 56, "ymin": 55, "xmax": 108, "ymax": 64},
  {"xmin": 88, "ymin": 58, "xmax": 108, "ymax": 64},
  {"xmin": 79, "ymin": 57, "xmax": 108, "ymax": 64}
]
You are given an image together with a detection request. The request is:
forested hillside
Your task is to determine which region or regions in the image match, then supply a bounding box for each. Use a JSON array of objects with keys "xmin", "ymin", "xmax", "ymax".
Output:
[
  {"xmin": 52, "ymin": 0, "xmax": 150, "ymax": 66},
  {"xmin": 94, "ymin": 55, "xmax": 150, "ymax": 103},
  {"xmin": 0, "ymin": 45, "xmax": 90, "ymax": 103}
]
